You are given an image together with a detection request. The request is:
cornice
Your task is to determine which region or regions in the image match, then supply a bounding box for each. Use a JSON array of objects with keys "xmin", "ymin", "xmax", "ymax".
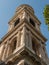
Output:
[{"xmin": 1, "ymin": 20, "xmax": 47, "ymax": 45}]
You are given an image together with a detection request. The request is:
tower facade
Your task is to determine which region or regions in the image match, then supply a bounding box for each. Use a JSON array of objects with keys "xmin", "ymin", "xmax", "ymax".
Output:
[{"xmin": 0, "ymin": 4, "xmax": 49, "ymax": 65}]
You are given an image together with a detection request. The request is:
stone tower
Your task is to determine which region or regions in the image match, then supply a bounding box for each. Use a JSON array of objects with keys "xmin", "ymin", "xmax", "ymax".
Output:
[{"xmin": 0, "ymin": 4, "xmax": 49, "ymax": 65}]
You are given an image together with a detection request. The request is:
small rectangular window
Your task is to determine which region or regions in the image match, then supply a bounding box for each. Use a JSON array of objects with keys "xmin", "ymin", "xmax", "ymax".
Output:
[
  {"xmin": 30, "ymin": 18, "xmax": 35, "ymax": 27},
  {"xmin": 13, "ymin": 39, "xmax": 17, "ymax": 51},
  {"xmin": 32, "ymin": 40, "xmax": 36, "ymax": 53},
  {"xmin": 14, "ymin": 18, "xmax": 20, "ymax": 27}
]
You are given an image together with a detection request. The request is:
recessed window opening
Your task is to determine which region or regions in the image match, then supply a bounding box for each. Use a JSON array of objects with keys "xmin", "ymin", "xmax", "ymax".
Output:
[
  {"xmin": 13, "ymin": 39, "xmax": 17, "ymax": 51},
  {"xmin": 14, "ymin": 18, "xmax": 20, "ymax": 27},
  {"xmin": 32, "ymin": 40, "xmax": 36, "ymax": 53},
  {"xmin": 30, "ymin": 18, "xmax": 35, "ymax": 27}
]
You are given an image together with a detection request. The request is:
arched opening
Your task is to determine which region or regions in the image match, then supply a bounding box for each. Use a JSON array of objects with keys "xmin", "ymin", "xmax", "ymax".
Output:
[
  {"xmin": 14, "ymin": 18, "xmax": 20, "ymax": 27},
  {"xmin": 30, "ymin": 18, "xmax": 35, "ymax": 27},
  {"xmin": 32, "ymin": 38, "xmax": 41, "ymax": 56},
  {"xmin": 12, "ymin": 37, "xmax": 17, "ymax": 52},
  {"xmin": 32, "ymin": 40, "xmax": 36, "ymax": 53},
  {"xmin": 13, "ymin": 39, "xmax": 17, "ymax": 50}
]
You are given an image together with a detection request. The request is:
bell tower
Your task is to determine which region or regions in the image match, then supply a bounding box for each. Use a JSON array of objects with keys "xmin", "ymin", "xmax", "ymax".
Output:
[{"xmin": 0, "ymin": 4, "xmax": 49, "ymax": 65}]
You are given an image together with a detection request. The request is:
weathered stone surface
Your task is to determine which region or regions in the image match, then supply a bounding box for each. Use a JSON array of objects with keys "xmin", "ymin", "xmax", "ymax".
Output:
[{"xmin": 0, "ymin": 4, "xmax": 49, "ymax": 65}]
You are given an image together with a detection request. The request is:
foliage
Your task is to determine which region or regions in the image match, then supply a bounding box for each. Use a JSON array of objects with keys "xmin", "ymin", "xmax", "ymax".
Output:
[{"xmin": 43, "ymin": 5, "xmax": 49, "ymax": 30}]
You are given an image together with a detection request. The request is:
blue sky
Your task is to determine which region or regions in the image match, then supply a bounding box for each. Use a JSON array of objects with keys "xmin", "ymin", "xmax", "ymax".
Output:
[{"xmin": 0, "ymin": 0, "xmax": 49, "ymax": 57}]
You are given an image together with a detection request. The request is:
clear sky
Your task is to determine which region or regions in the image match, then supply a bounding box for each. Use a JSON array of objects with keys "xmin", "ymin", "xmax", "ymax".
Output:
[{"xmin": 0, "ymin": 0, "xmax": 49, "ymax": 57}]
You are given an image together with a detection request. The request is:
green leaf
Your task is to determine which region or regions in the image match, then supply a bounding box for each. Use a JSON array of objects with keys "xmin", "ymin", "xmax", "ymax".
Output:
[{"xmin": 43, "ymin": 4, "xmax": 49, "ymax": 30}]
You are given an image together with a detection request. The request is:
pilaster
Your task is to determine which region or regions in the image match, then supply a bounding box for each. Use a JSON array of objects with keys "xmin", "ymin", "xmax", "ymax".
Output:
[
  {"xmin": 21, "ymin": 26, "xmax": 26, "ymax": 46},
  {"xmin": 0, "ymin": 44, "xmax": 5, "ymax": 60},
  {"xmin": 2, "ymin": 42, "xmax": 8, "ymax": 61},
  {"xmin": 17, "ymin": 31, "xmax": 21, "ymax": 47}
]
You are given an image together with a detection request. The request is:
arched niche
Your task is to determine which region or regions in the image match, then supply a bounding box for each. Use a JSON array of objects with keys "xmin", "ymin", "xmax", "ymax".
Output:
[
  {"xmin": 14, "ymin": 18, "xmax": 20, "ymax": 27},
  {"xmin": 10, "ymin": 37, "xmax": 17, "ymax": 52},
  {"xmin": 31, "ymin": 37, "xmax": 40, "ymax": 56},
  {"xmin": 30, "ymin": 18, "xmax": 35, "ymax": 27}
]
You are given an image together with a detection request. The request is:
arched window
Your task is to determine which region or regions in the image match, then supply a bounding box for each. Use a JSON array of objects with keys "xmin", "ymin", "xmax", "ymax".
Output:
[
  {"xmin": 13, "ymin": 39, "xmax": 17, "ymax": 50},
  {"xmin": 12, "ymin": 38, "xmax": 17, "ymax": 52},
  {"xmin": 32, "ymin": 38, "xmax": 40, "ymax": 56},
  {"xmin": 30, "ymin": 18, "xmax": 35, "ymax": 27},
  {"xmin": 32, "ymin": 40, "xmax": 36, "ymax": 53},
  {"xmin": 14, "ymin": 18, "xmax": 20, "ymax": 27}
]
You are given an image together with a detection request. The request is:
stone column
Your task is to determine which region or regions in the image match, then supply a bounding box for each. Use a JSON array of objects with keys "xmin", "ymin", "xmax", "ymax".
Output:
[
  {"xmin": 0, "ymin": 44, "xmax": 5, "ymax": 60},
  {"xmin": 36, "ymin": 44, "xmax": 42, "ymax": 57},
  {"xmin": 2, "ymin": 42, "xmax": 8, "ymax": 60},
  {"xmin": 43, "ymin": 46, "xmax": 48, "ymax": 58},
  {"xmin": 40, "ymin": 44, "xmax": 45, "ymax": 60},
  {"xmin": 28, "ymin": 31, "xmax": 32, "ymax": 49},
  {"xmin": 17, "ymin": 31, "xmax": 21, "ymax": 47},
  {"xmin": 2, "ymin": 40, "xmax": 12, "ymax": 60},
  {"xmin": 25, "ymin": 33, "xmax": 28, "ymax": 47},
  {"xmin": 21, "ymin": 27, "xmax": 26, "ymax": 46},
  {"xmin": 6, "ymin": 43, "xmax": 12, "ymax": 58},
  {"xmin": 35, "ymin": 23, "xmax": 40, "ymax": 31},
  {"xmin": 8, "ymin": 23, "xmax": 14, "ymax": 32}
]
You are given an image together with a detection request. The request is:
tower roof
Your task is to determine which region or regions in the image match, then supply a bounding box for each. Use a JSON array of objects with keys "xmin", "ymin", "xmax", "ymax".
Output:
[
  {"xmin": 9, "ymin": 4, "xmax": 41, "ymax": 25},
  {"xmin": 16, "ymin": 4, "xmax": 34, "ymax": 14}
]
